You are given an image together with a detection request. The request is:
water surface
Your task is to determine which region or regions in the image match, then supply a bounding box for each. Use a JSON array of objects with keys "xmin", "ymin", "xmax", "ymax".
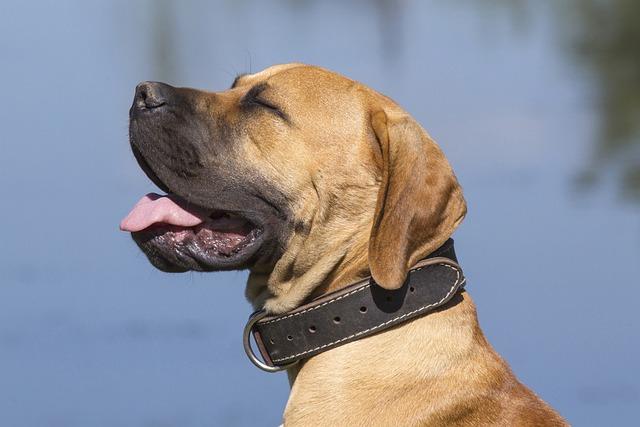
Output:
[{"xmin": 1, "ymin": 1, "xmax": 638, "ymax": 426}]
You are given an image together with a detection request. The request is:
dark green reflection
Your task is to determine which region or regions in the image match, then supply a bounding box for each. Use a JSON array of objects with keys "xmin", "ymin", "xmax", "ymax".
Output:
[
  {"xmin": 479, "ymin": 0, "xmax": 640, "ymax": 201},
  {"xmin": 567, "ymin": 0, "xmax": 640, "ymax": 201}
]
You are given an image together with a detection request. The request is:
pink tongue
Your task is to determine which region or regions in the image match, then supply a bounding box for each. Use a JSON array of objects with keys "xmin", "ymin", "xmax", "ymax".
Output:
[{"xmin": 120, "ymin": 193, "xmax": 204, "ymax": 232}]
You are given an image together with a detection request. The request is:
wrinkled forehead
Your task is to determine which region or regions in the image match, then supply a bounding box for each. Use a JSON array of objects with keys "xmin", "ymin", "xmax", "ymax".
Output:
[
  {"xmin": 230, "ymin": 64, "xmax": 358, "ymax": 96},
  {"xmin": 231, "ymin": 63, "xmax": 305, "ymax": 88}
]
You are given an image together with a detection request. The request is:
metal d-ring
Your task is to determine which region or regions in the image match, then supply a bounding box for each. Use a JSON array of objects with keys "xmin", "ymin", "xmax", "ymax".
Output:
[{"xmin": 243, "ymin": 309, "xmax": 298, "ymax": 373}]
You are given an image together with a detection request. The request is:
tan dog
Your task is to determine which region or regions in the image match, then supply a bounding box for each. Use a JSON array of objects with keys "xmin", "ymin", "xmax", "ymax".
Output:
[{"xmin": 121, "ymin": 64, "xmax": 567, "ymax": 426}]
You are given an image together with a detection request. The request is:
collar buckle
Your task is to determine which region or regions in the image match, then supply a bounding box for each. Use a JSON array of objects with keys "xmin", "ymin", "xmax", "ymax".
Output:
[{"xmin": 243, "ymin": 309, "xmax": 299, "ymax": 373}]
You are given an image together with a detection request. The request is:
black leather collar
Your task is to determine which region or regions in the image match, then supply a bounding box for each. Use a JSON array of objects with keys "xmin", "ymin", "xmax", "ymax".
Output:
[{"xmin": 243, "ymin": 239, "xmax": 465, "ymax": 372}]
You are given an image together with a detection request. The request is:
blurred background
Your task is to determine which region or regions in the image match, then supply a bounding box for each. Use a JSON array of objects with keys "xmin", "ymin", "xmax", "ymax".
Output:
[{"xmin": 1, "ymin": 1, "xmax": 639, "ymax": 425}]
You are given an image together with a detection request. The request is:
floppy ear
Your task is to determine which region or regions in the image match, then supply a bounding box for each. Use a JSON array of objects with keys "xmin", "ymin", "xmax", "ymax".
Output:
[{"xmin": 368, "ymin": 110, "xmax": 466, "ymax": 290}]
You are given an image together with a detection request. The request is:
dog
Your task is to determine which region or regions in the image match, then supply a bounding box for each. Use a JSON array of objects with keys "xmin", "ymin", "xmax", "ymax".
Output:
[{"xmin": 120, "ymin": 63, "xmax": 567, "ymax": 426}]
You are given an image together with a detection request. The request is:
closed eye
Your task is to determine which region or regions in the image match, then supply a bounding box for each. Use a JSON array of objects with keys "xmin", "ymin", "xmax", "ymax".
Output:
[
  {"xmin": 241, "ymin": 83, "xmax": 290, "ymax": 123},
  {"xmin": 251, "ymin": 97, "xmax": 280, "ymax": 113}
]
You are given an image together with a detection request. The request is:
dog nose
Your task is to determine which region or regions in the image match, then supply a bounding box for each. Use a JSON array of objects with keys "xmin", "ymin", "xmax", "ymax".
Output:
[{"xmin": 133, "ymin": 81, "xmax": 172, "ymax": 111}]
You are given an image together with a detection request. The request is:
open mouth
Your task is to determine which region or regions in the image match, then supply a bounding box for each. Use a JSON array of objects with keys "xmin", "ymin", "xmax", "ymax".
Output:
[{"xmin": 120, "ymin": 193, "xmax": 263, "ymax": 269}]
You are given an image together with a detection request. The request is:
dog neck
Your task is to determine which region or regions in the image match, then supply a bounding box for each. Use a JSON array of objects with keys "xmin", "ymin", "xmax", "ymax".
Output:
[
  {"xmin": 247, "ymin": 243, "xmax": 564, "ymax": 425},
  {"xmin": 248, "ymin": 239, "xmax": 463, "ymax": 370},
  {"xmin": 282, "ymin": 291, "xmax": 504, "ymax": 425},
  {"xmin": 248, "ymin": 238, "xmax": 499, "ymax": 424},
  {"xmin": 246, "ymin": 209, "xmax": 375, "ymax": 313}
]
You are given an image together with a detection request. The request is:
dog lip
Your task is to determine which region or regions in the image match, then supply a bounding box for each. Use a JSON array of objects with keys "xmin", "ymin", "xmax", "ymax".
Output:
[
  {"xmin": 122, "ymin": 192, "xmax": 262, "ymax": 237},
  {"xmin": 132, "ymin": 221, "xmax": 266, "ymax": 270},
  {"xmin": 125, "ymin": 190, "xmax": 266, "ymax": 270}
]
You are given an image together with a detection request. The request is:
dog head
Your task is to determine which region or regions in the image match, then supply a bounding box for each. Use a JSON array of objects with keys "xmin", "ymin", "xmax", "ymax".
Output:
[{"xmin": 122, "ymin": 64, "xmax": 466, "ymax": 312}]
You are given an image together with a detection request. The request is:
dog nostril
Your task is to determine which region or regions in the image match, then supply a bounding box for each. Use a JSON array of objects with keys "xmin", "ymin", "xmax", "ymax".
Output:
[{"xmin": 135, "ymin": 82, "xmax": 169, "ymax": 110}]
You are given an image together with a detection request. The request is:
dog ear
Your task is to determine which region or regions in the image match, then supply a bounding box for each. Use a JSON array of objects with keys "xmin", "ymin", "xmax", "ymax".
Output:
[{"xmin": 368, "ymin": 110, "xmax": 466, "ymax": 290}]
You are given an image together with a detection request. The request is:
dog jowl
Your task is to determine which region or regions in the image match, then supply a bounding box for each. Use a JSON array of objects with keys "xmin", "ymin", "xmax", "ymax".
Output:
[{"xmin": 121, "ymin": 78, "xmax": 293, "ymax": 274}]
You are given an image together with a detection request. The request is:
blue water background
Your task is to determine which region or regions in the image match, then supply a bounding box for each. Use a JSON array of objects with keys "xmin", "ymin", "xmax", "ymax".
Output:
[{"xmin": 1, "ymin": 1, "xmax": 638, "ymax": 425}]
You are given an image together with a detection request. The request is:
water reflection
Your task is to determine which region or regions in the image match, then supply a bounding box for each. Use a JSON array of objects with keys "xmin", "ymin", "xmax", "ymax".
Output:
[
  {"xmin": 474, "ymin": 0, "xmax": 640, "ymax": 200},
  {"xmin": 565, "ymin": 0, "xmax": 640, "ymax": 201}
]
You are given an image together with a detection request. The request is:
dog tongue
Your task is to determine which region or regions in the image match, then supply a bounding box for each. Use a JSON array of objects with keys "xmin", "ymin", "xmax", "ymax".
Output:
[{"xmin": 120, "ymin": 193, "xmax": 204, "ymax": 232}]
